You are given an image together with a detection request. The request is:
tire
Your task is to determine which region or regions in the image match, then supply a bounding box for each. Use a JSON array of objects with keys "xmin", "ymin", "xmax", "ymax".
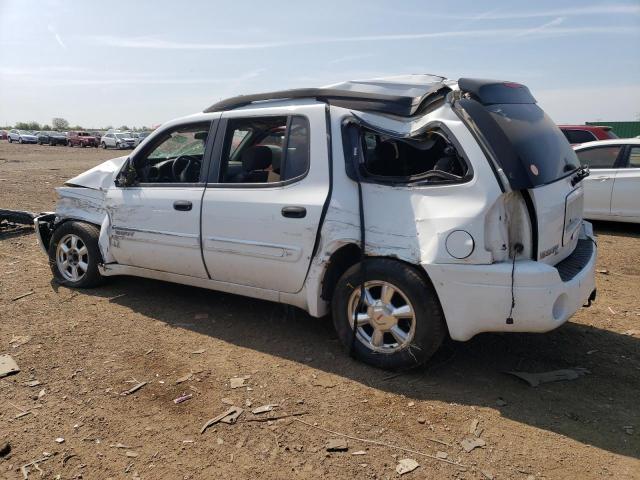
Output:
[
  {"xmin": 48, "ymin": 221, "xmax": 104, "ymax": 288},
  {"xmin": 19, "ymin": 138, "xmax": 23, "ymax": 144},
  {"xmin": 332, "ymin": 258, "xmax": 446, "ymax": 370},
  {"xmin": 101, "ymin": 142, "xmax": 107, "ymax": 149},
  {"xmin": 7, "ymin": 138, "xmax": 11, "ymax": 143}
]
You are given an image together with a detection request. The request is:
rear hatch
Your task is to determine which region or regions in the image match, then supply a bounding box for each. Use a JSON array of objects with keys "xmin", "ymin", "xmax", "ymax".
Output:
[{"xmin": 455, "ymin": 79, "xmax": 585, "ymax": 265}]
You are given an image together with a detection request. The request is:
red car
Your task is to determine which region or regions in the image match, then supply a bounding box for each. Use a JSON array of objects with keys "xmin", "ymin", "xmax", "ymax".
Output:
[
  {"xmin": 67, "ymin": 131, "xmax": 98, "ymax": 148},
  {"xmin": 559, "ymin": 125, "xmax": 618, "ymax": 145},
  {"xmin": 0, "ymin": 130, "xmax": 7, "ymax": 140}
]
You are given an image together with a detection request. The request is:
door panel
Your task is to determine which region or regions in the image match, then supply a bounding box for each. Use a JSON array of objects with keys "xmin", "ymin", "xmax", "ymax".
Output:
[
  {"xmin": 201, "ymin": 103, "xmax": 329, "ymax": 293},
  {"xmin": 582, "ymin": 168, "xmax": 616, "ymax": 218},
  {"xmin": 106, "ymin": 187, "xmax": 208, "ymax": 277},
  {"xmin": 611, "ymin": 169, "xmax": 640, "ymax": 218}
]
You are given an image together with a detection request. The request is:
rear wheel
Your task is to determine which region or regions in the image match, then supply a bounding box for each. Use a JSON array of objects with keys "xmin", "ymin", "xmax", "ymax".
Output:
[
  {"xmin": 48, "ymin": 222, "xmax": 104, "ymax": 288},
  {"xmin": 332, "ymin": 258, "xmax": 446, "ymax": 370}
]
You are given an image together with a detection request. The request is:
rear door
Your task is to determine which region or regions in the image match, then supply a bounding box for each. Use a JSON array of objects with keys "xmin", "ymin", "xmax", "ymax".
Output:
[
  {"xmin": 200, "ymin": 102, "xmax": 329, "ymax": 294},
  {"xmin": 611, "ymin": 145, "xmax": 640, "ymax": 219},
  {"xmin": 575, "ymin": 145, "xmax": 624, "ymax": 219}
]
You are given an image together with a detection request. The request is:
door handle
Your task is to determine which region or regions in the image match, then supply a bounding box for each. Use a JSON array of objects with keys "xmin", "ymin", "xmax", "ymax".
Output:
[
  {"xmin": 173, "ymin": 200, "xmax": 193, "ymax": 211},
  {"xmin": 281, "ymin": 206, "xmax": 307, "ymax": 218}
]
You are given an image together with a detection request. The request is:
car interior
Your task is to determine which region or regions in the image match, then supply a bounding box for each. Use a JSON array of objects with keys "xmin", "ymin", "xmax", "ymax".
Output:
[{"xmin": 360, "ymin": 128, "xmax": 468, "ymax": 181}]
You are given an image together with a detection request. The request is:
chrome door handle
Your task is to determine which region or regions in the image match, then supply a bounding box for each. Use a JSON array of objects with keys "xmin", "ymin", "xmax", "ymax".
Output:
[{"xmin": 173, "ymin": 200, "xmax": 193, "ymax": 211}]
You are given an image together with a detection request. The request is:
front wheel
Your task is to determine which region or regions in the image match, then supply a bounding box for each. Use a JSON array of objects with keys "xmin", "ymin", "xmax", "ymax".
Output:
[
  {"xmin": 332, "ymin": 259, "xmax": 446, "ymax": 370},
  {"xmin": 48, "ymin": 221, "xmax": 104, "ymax": 288},
  {"xmin": 101, "ymin": 142, "xmax": 107, "ymax": 149}
]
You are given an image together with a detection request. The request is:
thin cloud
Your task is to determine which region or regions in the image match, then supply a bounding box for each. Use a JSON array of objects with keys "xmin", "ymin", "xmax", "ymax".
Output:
[
  {"xmin": 47, "ymin": 25, "xmax": 67, "ymax": 50},
  {"xmin": 461, "ymin": 4, "xmax": 640, "ymax": 20},
  {"xmin": 516, "ymin": 17, "xmax": 565, "ymax": 37},
  {"xmin": 89, "ymin": 25, "xmax": 638, "ymax": 51}
]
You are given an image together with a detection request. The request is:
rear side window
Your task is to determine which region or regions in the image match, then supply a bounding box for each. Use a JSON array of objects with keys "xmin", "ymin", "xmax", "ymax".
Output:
[
  {"xmin": 563, "ymin": 129, "xmax": 597, "ymax": 144},
  {"xmin": 576, "ymin": 146, "xmax": 621, "ymax": 169},
  {"xmin": 627, "ymin": 146, "xmax": 640, "ymax": 168}
]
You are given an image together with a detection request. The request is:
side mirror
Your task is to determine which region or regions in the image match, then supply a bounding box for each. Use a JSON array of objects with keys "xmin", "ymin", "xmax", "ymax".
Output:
[{"xmin": 115, "ymin": 159, "xmax": 138, "ymax": 187}]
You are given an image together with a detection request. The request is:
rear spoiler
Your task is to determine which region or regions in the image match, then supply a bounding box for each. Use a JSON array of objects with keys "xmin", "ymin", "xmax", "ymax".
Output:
[{"xmin": 458, "ymin": 78, "xmax": 536, "ymax": 105}]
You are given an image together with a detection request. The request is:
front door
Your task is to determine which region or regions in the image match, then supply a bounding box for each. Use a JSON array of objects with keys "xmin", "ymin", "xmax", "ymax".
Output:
[
  {"xmin": 576, "ymin": 145, "xmax": 624, "ymax": 218},
  {"xmin": 106, "ymin": 120, "xmax": 216, "ymax": 278},
  {"xmin": 611, "ymin": 145, "xmax": 640, "ymax": 219},
  {"xmin": 201, "ymin": 103, "xmax": 329, "ymax": 294}
]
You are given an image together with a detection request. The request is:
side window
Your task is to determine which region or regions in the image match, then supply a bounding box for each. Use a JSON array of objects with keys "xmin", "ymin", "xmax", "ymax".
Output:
[
  {"xmin": 217, "ymin": 116, "xmax": 310, "ymax": 184},
  {"xmin": 576, "ymin": 146, "xmax": 621, "ymax": 169},
  {"xmin": 627, "ymin": 147, "xmax": 640, "ymax": 168},
  {"xmin": 563, "ymin": 129, "xmax": 597, "ymax": 144},
  {"xmin": 132, "ymin": 122, "xmax": 211, "ymax": 183}
]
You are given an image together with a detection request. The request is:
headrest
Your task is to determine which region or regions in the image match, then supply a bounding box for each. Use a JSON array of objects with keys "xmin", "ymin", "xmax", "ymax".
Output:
[
  {"xmin": 241, "ymin": 145, "xmax": 281, "ymax": 171},
  {"xmin": 374, "ymin": 141, "xmax": 397, "ymax": 163}
]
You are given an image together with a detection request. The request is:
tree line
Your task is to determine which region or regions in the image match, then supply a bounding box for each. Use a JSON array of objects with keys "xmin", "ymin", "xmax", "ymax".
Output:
[{"xmin": 2, "ymin": 118, "xmax": 150, "ymax": 132}]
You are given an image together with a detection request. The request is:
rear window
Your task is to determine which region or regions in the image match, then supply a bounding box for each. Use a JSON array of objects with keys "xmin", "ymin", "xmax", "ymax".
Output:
[
  {"xmin": 460, "ymin": 99, "xmax": 580, "ymax": 189},
  {"xmin": 563, "ymin": 129, "xmax": 597, "ymax": 144},
  {"xmin": 576, "ymin": 146, "xmax": 621, "ymax": 169}
]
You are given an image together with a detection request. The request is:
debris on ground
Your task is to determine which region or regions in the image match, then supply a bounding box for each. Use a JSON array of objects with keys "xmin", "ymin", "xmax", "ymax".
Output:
[
  {"xmin": 251, "ymin": 404, "xmax": 278, "ymax": 415},
  {"xmin": 460, "ymin": 437, "xmax": 486, "ymax": 453},
  {"xmin": 507, "ymin": 368, "xmax": 590, "ymax": 387},
  {"xmin": 396, "ymin": 458, "xmax": 420, "ymax": 475},
  {"xmin": 173, "ymin": 393, "xmax": 193, "ymax": 404},
  {"xmin": 596, "ymin": 268, "xmax": 609, "ymax": 275},
  {"xmin": 201, "ymin": 406, "xmax": 244, "ymax": 434},
  {"xmin": 11, "ymin": 290, "xmax": 35, "ymax": 301},
  {"xmin": 176, "ymin": 373, "xmax": 193, "ymax": 384},
  {"xmin": 326, "ymin": 438, "xmax": 348, "ymax": 452},
  {"xmin": 469, "ymin": 419, "xmax": 479, "ymax": 435},
  {"xmin": 0, "ymin": 441, "xmax": 10, "ymax": 457},
  {"xmin": 125, "ymin": 451, "xmax": 138, "ymax": 458},
  {"xmin": 0, "ymin": 354, "xmax": 20, "ymax": 378},
  {"xmin": 55, "ymin": 437, "xmax": 65, "ymax": 443},
  {"xmin": 436, "ymin": 451, "xmax": 448, "ymax": 459},
  {"xmin": 9, "ymin": 335, "xmax": 31, "ymax": 348},
  {"xmin": 482, "ymin": 470, "xmax": 495, "ymax": 479},
  {"xmin": 352, "ymin": 450, "xmax": 367, "ymax": 455},
  {"xmin": 246, "ymin": 411, "xmax": 308, "ymax": 422},
  {"xmin": 120, "ymin": 381, "xmax": 147, "ymax": 396},
  {"xmin": 191, "ymin": 348, "xmax": 206, "ymax": 354},
  {"xmin": 20, "ymin": 452, "xmax": 54, "ymax": 479},
  {"xmin": 37, "ymin": 388, "xmax": 45, "ymax": 399},
  {"xmin": 417, "ymin": 417, "xmax": 426, "ymax": 424},
  {"xmin": 221, "ymin": 397, "xmax": 234, "ymax": 405},
  {"xmin": 608, "ymin": 306, "xmax": 618, "ymax": 315},
  {"xmin": 230, "ymin": 376, "xmax": 250, "ymax": 389},
  {"xmin": 24, "ymin": 380, "xmax": 42, "ymax": 387},
  {"xmin": 110, "ymin": 443, "xmax": 132, "ymax": 449}
]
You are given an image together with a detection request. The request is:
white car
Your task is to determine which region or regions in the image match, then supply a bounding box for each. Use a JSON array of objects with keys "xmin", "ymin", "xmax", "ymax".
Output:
[
  {"xmin": 101, "ymin": 132, "xmax": 136, "ymax": 149},
  {"xmin": 33, "ymin": 76, "xmax": 597, "ymax": 369},
  {"xmin": 575, "ymin": 139, "xmax": 640, "ymax": 223}
]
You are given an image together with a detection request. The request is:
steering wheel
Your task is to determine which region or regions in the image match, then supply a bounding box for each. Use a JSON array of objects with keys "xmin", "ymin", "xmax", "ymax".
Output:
[{"xmin": 171, "ymin": 155, "xmax": 200, "ymax": 182}]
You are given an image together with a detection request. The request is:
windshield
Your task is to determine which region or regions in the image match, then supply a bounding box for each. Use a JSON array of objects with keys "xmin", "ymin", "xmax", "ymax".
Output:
[
  {"xmin": 115, "ymin": 133, "xmax": 128, "ymax": 139},
  {"xmin": 459, "ymin": 99, "xmax": 580, "ymax": 189}
]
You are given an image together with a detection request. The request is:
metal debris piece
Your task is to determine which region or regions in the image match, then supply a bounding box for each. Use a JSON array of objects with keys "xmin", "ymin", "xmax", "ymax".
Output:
[
  {"xmin": 15, "ymin": 411, "xmax": 32, "ymax": 419},
  {"xmin": 326, "ymin": 438, "xmax": 348, "ymax": 452},
  {"xmin": 144, "ymin": 349, "xmax": 154, "ymax": 355},
  {"xmin": 201, "ymin": 406, "xmax": 244, "ymax": 434},
  {"xmin": 120, "ymin": 381, "xmax": 147, "ymax": 396},
  {"xmin": 251, "ymin": 404, "xmax": 278, "ymax": 415},
  {"xmin": 230, "ymin": 376, "xmax": 250, "ymax": 389},
  {"xmin": 507, "ymin": 368, "xmax": 590, "ymax": 387},
  {"xmin": 12, "ymin": 291, "xmax": 35, "ymax": 301},
  {"xmin": 460, "ymin": 437, "xmax": 486, "ymax": 453},
  {"xmin": 174, "ymin": 393, "xmax": 193, "ymax": 404},
  {"xmin": 0, "ymin": 354, "xmax": 20, "ymax": 378},
  {"xmin": 396, "ymin": 458, "xmax": 420, "ymax": 475}
]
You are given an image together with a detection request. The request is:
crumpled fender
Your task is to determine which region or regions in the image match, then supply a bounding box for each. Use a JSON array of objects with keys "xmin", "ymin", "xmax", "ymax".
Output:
[{"xmin": 65, "ymin": 155, "xmax": 128, "ymax": 191}]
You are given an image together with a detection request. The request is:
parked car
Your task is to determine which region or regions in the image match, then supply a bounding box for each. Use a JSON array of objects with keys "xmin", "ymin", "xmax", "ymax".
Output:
[
  {"xmin": 67, "ymin": 131, "xmax": 98, "ymax": 148},
  {"xmin": 37, "ymin": 131, "xmax": 68, "ymax": 146},
  {"xmin": 33, "ymin": 76, "xmax": 597, "ymax": 369},
  {"xmin": 90, "ymin": 132, "xmax": 103, "ymax": 143},
  {"xmin": 100, "ymin": 132, "xmax": 135, "ymax": 149},
  {"xmin": 0, "ymin": 130, "xmax": 7, "ymax": 140},
  {"xmin": 559, "ymin": 125, "xmax": 618, "ymax": 145},
  {"xmin": 575, "ymin": 139, "xmax": 640, "ymax": 223},
  {"xmin": 131, "ymin": 132, "xmax": 150, "ymax": 147},
  {"xmin": 8, "ymin": 129, "xmax": 38, "ymax": 144}
]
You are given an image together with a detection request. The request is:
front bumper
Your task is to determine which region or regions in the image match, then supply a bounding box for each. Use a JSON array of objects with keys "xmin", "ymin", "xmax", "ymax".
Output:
[{"xmin": 424, "ymin": 221, "xmax": 597, "ymax": 341}]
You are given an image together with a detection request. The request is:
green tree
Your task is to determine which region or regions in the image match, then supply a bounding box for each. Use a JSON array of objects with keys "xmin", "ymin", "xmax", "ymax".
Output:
[
  {"xmin": 119, "ymin": 125, "xmax": 130, "ymax": 131},
  {"xmin": 42, "ymin": 124, "xmax": 51, "ymax": 131}
]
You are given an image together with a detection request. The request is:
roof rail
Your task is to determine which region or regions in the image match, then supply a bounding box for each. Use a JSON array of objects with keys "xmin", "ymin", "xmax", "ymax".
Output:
[{"xmin": 204, "ymin": 84, "xmax": 450, "ymax": 117}]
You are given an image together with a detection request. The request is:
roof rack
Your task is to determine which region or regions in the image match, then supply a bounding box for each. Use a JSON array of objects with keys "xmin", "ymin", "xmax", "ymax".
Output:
[{"xmin": 204, "ymin": 77, "xmax": 450, "ymax": 117}]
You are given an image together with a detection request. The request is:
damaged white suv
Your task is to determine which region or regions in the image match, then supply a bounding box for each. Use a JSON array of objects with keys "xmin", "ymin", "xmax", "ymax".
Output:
[{"xmin": 35, "ymin": 75, "xmax": 597, "ymax": 369}]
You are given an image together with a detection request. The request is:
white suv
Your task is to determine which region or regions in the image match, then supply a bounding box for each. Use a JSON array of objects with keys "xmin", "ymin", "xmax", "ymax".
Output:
[
  {"xmin": 101, "ymin": 131, "xmax": 136, "ymax": 149},
  {"xmin": 34, "ymin": 75, "xmax": 597, "ymax": 369}
]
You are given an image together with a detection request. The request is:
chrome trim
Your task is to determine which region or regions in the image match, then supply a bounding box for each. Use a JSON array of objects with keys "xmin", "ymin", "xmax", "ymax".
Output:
[{"xmin": 204, "ymin": 235, "xmax": 302, "ymax": 261}]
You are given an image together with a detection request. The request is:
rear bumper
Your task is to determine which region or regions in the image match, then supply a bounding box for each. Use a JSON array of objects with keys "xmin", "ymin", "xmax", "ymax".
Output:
[{"xmin": 424, "ymin": 221, "xmax": 597, "ymax": 341}]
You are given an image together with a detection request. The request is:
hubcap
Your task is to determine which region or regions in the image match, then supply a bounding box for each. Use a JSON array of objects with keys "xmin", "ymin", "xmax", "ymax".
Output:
[
  {"xmin": 347, "ymin": 280, "xmax": 416, "ymax": 353},
  {"xmin": 56, "ymin": 234, "xmax": 89, "ymax": 282}
]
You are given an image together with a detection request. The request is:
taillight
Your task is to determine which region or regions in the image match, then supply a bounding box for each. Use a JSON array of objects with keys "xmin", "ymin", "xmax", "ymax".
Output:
[{"xmin": 484, "ymin": 192, "xmax": 533, "ymax": 263}]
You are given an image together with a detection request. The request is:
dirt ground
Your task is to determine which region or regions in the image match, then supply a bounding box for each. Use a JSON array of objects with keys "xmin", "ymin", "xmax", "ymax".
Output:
[{"xmin": 0, "ymin": 141, "xmax": 638, "ymax": 479}]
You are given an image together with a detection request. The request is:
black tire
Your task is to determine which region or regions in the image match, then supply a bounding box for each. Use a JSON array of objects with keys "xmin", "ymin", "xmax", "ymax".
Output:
[
  {"xmin": 19, "ymin": 138, "xmax": 23, "ymax": 144},
  {"xmin": 7, "ymin": 138, "xmax": 11, "ymax": 143},
  {"xmin": 101, "ymin": 142, "xmax": 107, "ymax": 149},
  {"xmin": 332, "ymin": 258, "xmax": 446, "ymax": 370},
  {"xmin": 48, "ymin": 221, "xmax": 104, "ymax": 288}
]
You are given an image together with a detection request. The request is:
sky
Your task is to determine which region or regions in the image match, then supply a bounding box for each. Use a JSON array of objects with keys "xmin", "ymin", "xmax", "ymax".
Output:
[{"xmin": 0, "ymin": 0, "xmax": 639, "ymax": 128}]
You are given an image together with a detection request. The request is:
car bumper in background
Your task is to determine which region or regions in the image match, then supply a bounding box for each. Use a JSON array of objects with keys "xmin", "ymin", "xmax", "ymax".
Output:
[{"xmin": 424, "ymin": 221, "xmax": 597, "ymax": 341}]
